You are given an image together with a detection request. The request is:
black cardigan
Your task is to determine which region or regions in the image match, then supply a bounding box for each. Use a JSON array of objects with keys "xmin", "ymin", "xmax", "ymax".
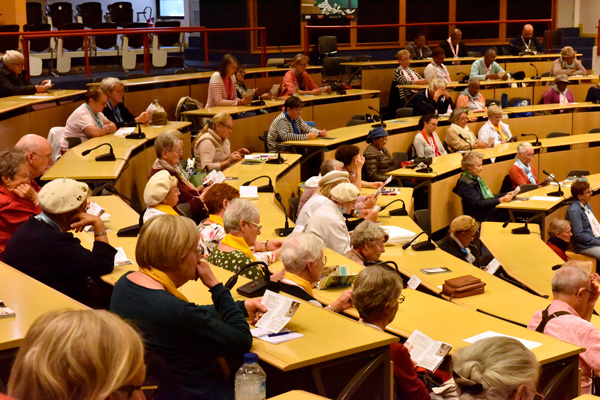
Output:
[
  {"xmin": 437, "ymin": 235, "xmax": 480, "ymax": 267},
  {"xmin": 453, "ymin": 174, "xmax": 504, "ymax": 222},
  {"xmin": 439, "ymin": 40, "xmax": 468, "ymax": 58},
  {"xmin": 102, "ymin": 102, "xmax": 136, "ymax": 128},
  {"xmin": 0, "ymin": 61, "xmax": 36, "ymax": 98},
  {"xmin": 413, "ymin": 91, "xmax": 454, "ymax": 116}
]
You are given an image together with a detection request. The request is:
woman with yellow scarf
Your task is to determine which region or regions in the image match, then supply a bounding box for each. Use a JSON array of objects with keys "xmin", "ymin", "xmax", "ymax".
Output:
[{"xmin": 477, "ymin": 105, "xmax": 514, "ymax": 147}]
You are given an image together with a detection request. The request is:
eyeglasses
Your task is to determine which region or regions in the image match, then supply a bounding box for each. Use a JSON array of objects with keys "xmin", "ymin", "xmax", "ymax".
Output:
[
  {"xmin": 534, "ymin": 392, "xmax": 545, "ymax": 400},
  {"xmin": 578, "ymin": 287, "xmax": 594, "ymax": 296},
  {"xmin": 245, "ymin": 220, "xmax": 262, "ymax": 231},
  {"xmin": 298, "ymin": 63, "xmax": 308, "ymax": 67},
  {"xmin": 321, "ymin": 255, "xmax": 327, "ymax": 265},
  {"xmin": 220, "ymin": 123, "xmax": 233, "ymax": 130},
  {"xmin": 116, "ymin": 384, "xmax": 158, "ymax": 398},
  {"xmin": 32, "ymin": 152, "xmax": 52, "ymax": 161},
  {"xmin": 398, "ymin": 294, "xmax": 405, "ymax": 304}
]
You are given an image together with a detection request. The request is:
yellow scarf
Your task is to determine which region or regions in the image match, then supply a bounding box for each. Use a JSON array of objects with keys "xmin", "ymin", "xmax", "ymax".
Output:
[
  {"xmin": 221, "ymin": 234, "xmax": 257, "ymax": 261},
  {"xmin": 209, "ymin": 214, "xmax": 223, "ymax": 225},
  {"xmin": 283, "ymin": 272, "xmax": 314, "ymax": 296},
  {"xmin": 154, "ymin": 204, "xmax": 179, "ymax": 216},
  {"xmin": 139, "ymin": 267, "xmax": 188, "ymax": 301},
  {"xmin": 492, "ymin": 122, "xmax": 508, "ymax": 141}
]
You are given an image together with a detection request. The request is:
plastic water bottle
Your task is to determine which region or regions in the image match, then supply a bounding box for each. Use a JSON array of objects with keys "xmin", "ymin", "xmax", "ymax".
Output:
[
  {"xmin": 293, "ymin": 82, "xmax": 299, "ymax": 97},
  {"xmin": 235, "ymin": 353, "xmax": 266, "ymax": 400}
]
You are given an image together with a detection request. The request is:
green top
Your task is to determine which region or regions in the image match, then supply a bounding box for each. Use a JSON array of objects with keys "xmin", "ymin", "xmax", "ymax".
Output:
[{"xmin": 208, "ymin": 248, "xmax": 262, "ymax": 280}]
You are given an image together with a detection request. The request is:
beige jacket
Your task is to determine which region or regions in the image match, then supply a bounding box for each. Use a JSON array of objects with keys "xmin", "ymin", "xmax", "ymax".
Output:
[{"xmin": 194, "ymin": 129, "xmax": 231, "ymax": 170}]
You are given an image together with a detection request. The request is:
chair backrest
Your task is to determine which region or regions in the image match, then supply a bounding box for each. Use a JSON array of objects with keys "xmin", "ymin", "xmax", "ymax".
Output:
[
  {"xmin": 349, "ymin": 55, "xmax": 372, "ymax": 63},
  {"xmin": 175, "ymin": 202, "xmax": 192, "ymax": 218},
  {"xmin": 175, "ymin": 67, "xmax": 198, "ymax": 74},
  {"xmin": 467, "ymin": 51, "xmax": 482, "ymax": 57},
  {"xmin": 76, "ymin": 2, "xmax": 103, "ymax": 28},
  {"xmin": 543, "ymin": 29, "xmax": 563, "ymax": 49},
  {"xmin": 23, "ymin": 23, "xmax": 51, "ymax": 53},
  {"xmin": 322, "ymin": 56, "xmax": 345, "ymax": 77},
  {"xmin": 258, "ymin": 131, "xmax": 269, "ymax": 153},
  {"xmin": 519, "ymin": 184, "xmax": 538, "ymax": 193},
  {"xmin": 589, "ymin": 127, "xmax": 600, "ymax": 133},
  {"xmin": 500, "ymin": 174, "xmax": 513, "ymax": 193},
  {"xmin": 567, "ymin": 169, "xmax": 590, "ymax": 177},
  {"xmin": 0, "ymin": 25, "xmax": 20, "ymax": 53},
  {"xmin": 392, "ymin": 152, "xmax": 408, "ymax": 168},
  {"xmin": 155, "ymin": 20, "xmax": 181, "ymax": 47},
  {"xmin": 541, "ymin": 71, "xmax": 552, "ymax": 77},
  {"xmin": 144, "ymin": 350, "xmax": 188, "ymax": 400},
  {"xmin": 65, "ymin": 136, "xmax": 82, "ymax": 149},
  {"xmin": 47, "ymin": 2, "xmax": 73, "ymax": 30},
  {"xmin": 93, "ymin": 22, "xmax": 118, "ymax": 50},
  {"xmin": 289, "ymin": 196, "xmax": 300, "ymax": 222},
  {"xmin": 414, "ymin": 209, "xmax": 431, "ymax": 234},
  {"xmin": 123, "ymin": 22, "xmax": 148, "ymax": 48},
  {"xmin": 396, "ymin": 107, "xmax": 413, "ymax": 118},
  {"xmin": 26, "ymin": 2, "xmax": 44, "ymax": 25},
  {"xmin": 47, "ymin": 127, "xmax": 65, "ymax": 162},
  {"xmin": 346, "ymin": 119, "xmax": 366, "ymax": 126},
  {"xmin": 485, "ymin": 99, "xmax": 500, "ymax": 107},
  {"xmin": 547, "ymin": 132, "xmax": 569, "ymax": 138},
  {"xmin": 61, "ymin": 23, "xmax": 85, "ymax": 51},
  {"xmin": 108, "ymin": 2, "xmax": 133, "ymax": 27},
  {"xmin": 126, "ymin": 72, "xmax": 151, "ymax": 79},
  {"xmin": 318, "ymin": 36, "xmax": 338, "ymax": 56}
]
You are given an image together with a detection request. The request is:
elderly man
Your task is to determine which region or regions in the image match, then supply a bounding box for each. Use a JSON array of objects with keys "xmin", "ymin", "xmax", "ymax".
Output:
[
  {"xmin": 470, "ymin": 48, "xmax": 509, "ymax": 81},
  {"xmin": 528, "ymin": 266, "xmax": 600, "ymax": 394},
  {"xmin": 456, "ymin": 78, "xmax": 486, "ymax": 111},
  {"xmin": 509, "ymin": 24, "xmax": 544, "ymax": 55},
  {"xmin": 13, "ymin": 134, "xmax": 53, "ymax": 189},
  {"xmin": 277, "ymin": 232, "xmax": 352, "ymax": 312},
  {"xmin": 424, "ymin": 47, "xmax": 451, "ymax": 83},
  {"xmin": 508, "ymin": 142, "xmax": 539, "ymax": 189},
  {"xmin": 440, "ymin": 29, "xmax": 468, "ymax": 62},
  {"xmin": 0, "ymin": 50, "xmax": 51, "ymax": 97}
]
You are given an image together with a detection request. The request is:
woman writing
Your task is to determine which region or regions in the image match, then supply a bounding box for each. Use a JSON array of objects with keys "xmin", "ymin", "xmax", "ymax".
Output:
[{"xmin": 194, "ymin": 113, "xmax": 249, "ymax": 170}]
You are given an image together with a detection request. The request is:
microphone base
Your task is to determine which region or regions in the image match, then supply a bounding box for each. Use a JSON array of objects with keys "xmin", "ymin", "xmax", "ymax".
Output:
[
  {"xmin": 275, "ymin": 227, "xmax": 294, "ymax": 237},
  {"xmin": 531, "ymin": 76, "xmax": 541, "ymax": 80},
  {"xmin": 117, "ymin": 224, "xmax": 141, "ymax": 237},
  {"xmin": 266, "ymin": 157, "xmax": 285, "ymax": 164},
  {"xmin": 531, "ymin": 141, "xmax": 542, "ymax": 146},
  {"xmin": 416, "ymin": 166, "xmax": 433, "ymax": 173},
  {"xmin": 388, "ymin": 208, "xmax": 408, "ymax": 216},
  {"xmin": 126, "ymin": 133, "xmax": 146, "ymax": 140},
  {"xmin": 257, "ymin": 185, "xmax": 274, "ymax": 193},
  {"xmin": 96, "ymin": 153, "xmax": 116, "ymax": 162},
  {"xmin": 237, "ymin": 280, "xmax": 280, "ymax": 298},
  {"xmin": 412, "ymin": 241, "xmax": 436, "ymax": 251},
  {"xmin": 546, "ymin": 190, "xmax": 564, "ymax": 197},
  {"xmin": 371, "ymin": 122, "xmax": 387, "ymax": 129},
  {"xmin": 511, "ymin": 226, "xmax": 530, "ymax": 235}
]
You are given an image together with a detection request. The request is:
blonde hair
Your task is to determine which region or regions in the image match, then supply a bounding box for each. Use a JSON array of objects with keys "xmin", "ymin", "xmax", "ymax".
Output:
[
  {"xmin": 548, "ymin": 219, "xmax": 570, "ymax": 237},
  {"xmin": 350, "ymin": 220, "xmax": 389, "ymax": 248},
  {"xmin": 452, "ymin": 336, "xmax": 539, "ymax": 400},
  {"xmin": 136, "ymin": 214, "xmax": 199, "ymax": 272},
  {"xmin": 352, "ymin": 265, "xmax": 403, "ymax": 322},
  {"xmin": 487, "ymin": 104, "xmax": 503, "ymax": 117},
  {"xmin": 395, "ymin": 49, "xmax": 410, "ymax": 60},
  {"xmin": 8, "ymin": 309, "xmax": 144, "ymax": 400},
  {"xmin": 317, "ymin": 180, "xmax": 346, "ymax": 198},
  {"xmin": 449, "ymin": 215, "xmax": 479, "ymax": 236},
  {"xmin": 428, "ymin": 78, "xmax": 446, "ymax": 94},
  {"xmin": 291, "ymin": 53, "xmax": 309, "ymax": 66},
  {"xmin": 560, "ymin": 46, "xmax": 576, "ymax": 59},
  {"xmin": 198, "ymin": 112, "xmax": 233, "ymax": 137}
]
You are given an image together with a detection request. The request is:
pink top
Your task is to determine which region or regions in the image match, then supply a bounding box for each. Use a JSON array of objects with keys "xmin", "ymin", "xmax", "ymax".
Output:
[
  {"xmin": 528, "ymin": 300, "xmax": 600, "ymax": 394},
  {"xmin": 205, "ymin": 72, "xmax": 239, "ymax": 108},
  {"xmin": 280, "ymin": 69, "xmax": 319, "ymax": 96}
]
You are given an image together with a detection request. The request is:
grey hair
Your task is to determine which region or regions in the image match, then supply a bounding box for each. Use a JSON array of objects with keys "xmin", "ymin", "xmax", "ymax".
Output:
[
  {"xmin": 99, "ymin": 77, "xmax": 123, "ymax": 93},
  {"xmin": 350, "ymin": 220, "xmax": 389, "ymax": 248},
  {"xmin": 154, "ymin": 130, "xmax": 183, "ymax": 158},
  {"xmin": 3, "ymin": 50, "xmax": 24, "ymax": 66},
  {"xmin": 352, "ymin": 265, "xmax": 403, "ymax": 322},
  {"xmin": 516, "ymin": 142, "xmax": 533, "ymax": 155},
  {"xmin": 461, "ymin": 151, "xmax": 483, "ymax": 171},
  {"xmin": 451, "ymin": 336, "xmax": 539, "ymax": 400},
  {"xmin": 281, "ymin": 232, "xmax": 324, "ymax": 275},
  {"xmin": 548, "ymin": 219, "xmax": 570, "ymax": 237},
  {"xmin": 449, "ymin": 107, "xmax": 469, "ymax": 124},
  {"xmin": 320, "ymin": 159, "xmax": 343, "ymax": 176},
  {"xmin": 487, "ymin": 105, "xmax": 503, "ymax": 117},
  {"xmin": 223, "ymin": 198, "xmax": 259, "ymax": 233},
  {"xmin": 552, "ymin": 265, "xmax": 590, "ymax": 295},
  {"xmin": 0, "ymin": 150, "xmax": 26, "ymax": 179}
]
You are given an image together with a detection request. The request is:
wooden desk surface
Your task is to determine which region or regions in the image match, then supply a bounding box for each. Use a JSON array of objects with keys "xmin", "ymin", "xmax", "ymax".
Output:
[
  {"xmin": 397, "ymin": 74, "xmax": 596, "ymax": 90},
  {"xmin": 341, "ymin": 53, "xmax": 572, "ymax": 67},
  {"xmin": 268, "ymin": 391, "xmax": 330, "ymax": 400},
  {"xmin": 0, "ymin": 262, "xmax": 87, "ymax": 351},
  {"xmin": 504, "ymin": 101, "xmax": 600, "ymax": 114},
  {"xmin": 223, "ymin": 154, "xmax": 302, "ymax": 188},
  {"xmin": 42, "ymin": 121, "xmax": 190, "ymax": 181},
  {"xmin": 0, "ymin": 89, "xmax": 86, "ymax": 114}
]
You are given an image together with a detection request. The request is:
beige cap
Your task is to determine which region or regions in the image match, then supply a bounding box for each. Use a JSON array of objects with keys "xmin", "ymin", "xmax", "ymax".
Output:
[
  {"xmin": 554, "ymin": 74, "xmax": 569, "ymax": 84},
  {"xmin": 38, "ymin": 178, "xmax": 89, "ymax": 214},
  {"xmin": 318, "ymin": 170, "xmax": 349, "ymax": 187},
  {"xmin": 144, "ymin": 170, "xmax": 175, "ymax": 206},
  {"xmin": 330, "ymin": 182, "xmax": 360, "ymax": 202}
]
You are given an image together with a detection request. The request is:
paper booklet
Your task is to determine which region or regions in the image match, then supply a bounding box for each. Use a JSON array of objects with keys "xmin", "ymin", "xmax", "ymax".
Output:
[
  {"xmin": 250, "ymin": 290, "xmax": 301, "ymax": 334},
  {"xmin": 0, "ymin": 300, "xmax": 15, "ymax": 319},
  {"xmin": 404, "ymin": 329, "xmax": 452, "ymax": 372},
  {"xmin": 317, "ymin": 265, "xmax": 357, "ymax": 289}
]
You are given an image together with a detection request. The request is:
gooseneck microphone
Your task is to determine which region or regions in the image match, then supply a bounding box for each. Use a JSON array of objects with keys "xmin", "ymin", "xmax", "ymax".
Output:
[
  {"xmin": 520, "ymin": 133, "xmax": 541, "ymax": 146},
  {"xmin": 502, "ymin": 216, "xmax": 530, "ymax": 235},
  {"xmin": 274, "ymin": 192, "xmax": 294, "ymax": 237},
  {"xmin": 543, "ymin": 170, "xmax": 564, "ymax": 197},
  {"xmin": 458, "ymin": 133, "xmax": 472, "ymax": 150},
  {"xmin": 104, "ymin": 185, "xmax": 144, "ymax": 237},
  {"xmin": 368, "ymin": 106, "xmax": 387, "ymax": 128},
  {"xmin": 402, "ymin": 231, "xmax": 436, "ymax": 251},
  {"xmin": 242, "ymin": 175, "xmax": 274, "ymax": 193},
  {"xmin": 126, "ymin": 123, "xmax": 146, "ymax": 140},
  {"xmin": 530, "ymin": 63, "xmax": 541, "ymax": 80},
  {"xmin": 379, "ymin": 199, "xmax": 408, "ymax": 216},
  {"xmin": 81, "ymin": 143, "xmax": 116, "ymax": 162}
]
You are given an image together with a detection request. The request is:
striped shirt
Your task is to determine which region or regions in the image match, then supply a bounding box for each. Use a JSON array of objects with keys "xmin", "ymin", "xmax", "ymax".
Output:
[
  {"xmin": 267, "ymin": 111, "xmax": 318, "ymax": 152},
  {"xmin": 393, "ymin": 66, "xmax": 423, "ymax": 100},
  {"xmin": 205, "ymin": 72, "xmax": 239, "ymax": 108}
]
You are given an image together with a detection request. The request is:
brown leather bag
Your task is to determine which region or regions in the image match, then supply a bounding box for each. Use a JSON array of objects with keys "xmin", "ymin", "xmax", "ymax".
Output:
[{"xmin": 442, "ymin": 275, "xmax": 485, "ymax": 298}]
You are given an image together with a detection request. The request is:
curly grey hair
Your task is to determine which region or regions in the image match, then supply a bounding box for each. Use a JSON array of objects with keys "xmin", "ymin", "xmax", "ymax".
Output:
[{"xmin": 223, "ymin": 198, "xmax": 259, "ymax": 234}]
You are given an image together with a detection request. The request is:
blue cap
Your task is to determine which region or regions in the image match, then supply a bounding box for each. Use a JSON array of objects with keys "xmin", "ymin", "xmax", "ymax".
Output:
[
  {"xmin": 367, "ymin": 126, "xmax": 388, "ymax": 141},
  {"xmin": 243, "ymin": 352, "xmax": 259, "ymax": 363}
]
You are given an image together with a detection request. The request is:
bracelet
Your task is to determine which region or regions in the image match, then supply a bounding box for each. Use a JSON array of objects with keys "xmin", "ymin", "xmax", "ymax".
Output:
[
  {"xmin": 327, "ymin": 305, "xmax": 335, "ymax": 312},
  {"xmin": 94, "ymin": 231, "xmax": 107, "ymax": 238},
  {"xmin": 264, "ymin": 240, "xmax": 269, "ymax": 252}
]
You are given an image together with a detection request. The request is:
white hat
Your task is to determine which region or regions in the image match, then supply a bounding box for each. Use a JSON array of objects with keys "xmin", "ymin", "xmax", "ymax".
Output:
[
  {"xmin": 318, "ymin": 170, "xmax": 349, "ymax": 187},
  {"xmin": 330, "ymin": 182, "xmax": 360, "ymax": 202},
  {"xmin": 144, "ymin": 170, "xmax": 174, "ymax": 206},
  {"xmin": 38, "ymin": 178, "xmax": 89, "ymax": 214}
]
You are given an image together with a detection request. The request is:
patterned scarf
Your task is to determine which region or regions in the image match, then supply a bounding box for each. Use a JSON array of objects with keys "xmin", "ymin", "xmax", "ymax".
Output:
[{"xmin": 152, "ymin": 158, "xmax": 197, "ymax": 191}]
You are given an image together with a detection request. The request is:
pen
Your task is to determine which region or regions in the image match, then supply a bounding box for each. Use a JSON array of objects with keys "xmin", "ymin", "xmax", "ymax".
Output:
[{"xmin": 267, "ymin": 330, "xmax": 297, "ymax": 337}]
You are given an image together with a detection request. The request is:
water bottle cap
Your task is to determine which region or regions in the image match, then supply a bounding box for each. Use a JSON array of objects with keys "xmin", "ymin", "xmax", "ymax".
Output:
[{"xmin": 243, "ymin": 352, "xmax": 259, "ymax": 363}]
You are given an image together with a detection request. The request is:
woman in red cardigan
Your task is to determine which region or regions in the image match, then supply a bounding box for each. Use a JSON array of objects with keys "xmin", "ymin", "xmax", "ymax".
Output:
[
  {"xmin": 546, "ymin": 219, "xmax": 572, "ymax": 261},
  {"xmin": 508, "ymin": 142, "xmax": 541, "ymax": 189}
]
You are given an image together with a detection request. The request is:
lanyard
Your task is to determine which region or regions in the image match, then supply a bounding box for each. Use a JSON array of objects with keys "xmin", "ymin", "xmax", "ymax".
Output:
[
  {"xmin": 447, "ymin": 38, "xmax": 459, "ymax": 58},
  {"xmin": 434, "ymin": 62, "xmax": 450, "ymax": 82},
  {"xmin": 85, "ymin": 104, "xmax": 103, "ymax": 128},
  {"xmin": 421, "ymin": 130, "xmax": 441, "ymax": 156}
]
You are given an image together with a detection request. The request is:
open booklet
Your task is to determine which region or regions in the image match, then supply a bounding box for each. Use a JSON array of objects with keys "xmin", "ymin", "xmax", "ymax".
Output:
[
  {"xmin": 404, "ymin": 329, "xmax": 452, "ymax": 372},
  {"xmin": 250, "ymin": 290, "xmax": 301, "ymax": 334},
  {"xmin": 317, "ymin": 265, "xmax": 357, "ymax": 289},
  {"xmin": 0, "ymin": 300, "xmax": 15, "ymax": 319}
]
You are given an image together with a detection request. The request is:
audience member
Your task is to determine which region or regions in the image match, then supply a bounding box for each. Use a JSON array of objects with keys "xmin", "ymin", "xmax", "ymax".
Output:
[
  {"xmin": 543, "ymin": 74, "xmax": 574, "ymax": 104},
  {"xmin": 456, "ymin": 79, "xmax": 487, "ymax": 111},
  {"xmin": 413, "ymin": 78, "xmax": 454, "ymax": 116},
  {"xmin": 198, "ymin": 183, "xmax": 240, "ymax": 257},
  {"xmin": 281, "ymin": 53, "xmax": 330, "ymax": 96},
  {"xmin": 453, "ymin": 151, "xmax": 514, "ymax": 221},
  {"xmin": 585, "ymin": 75, "xmax": 600, "ymax": 103},
  {"xmin": 528, "ymin": 265, "xmax": 600, "ymax": 394},
  {"xmin": 440, "ymin": 29, "xmax": 468, "ymax": 61},
  {"xmin": 208, "ymin": 198, "xmax": 281, "ymax": 279},
  {"xmin": 437, "ymin": 215, "xmax": 480, "ymax": 265},
  {"xmin": 445, "ymin": 108, "xmax": 486, "ymax": 152},
  {"xmin": 552, "ymin": 46, "xmax": 586, "ymax": 76},
  {"xmin": 478, "ymin": 105, "xmax": 512, "ymax": 147},
  {"xmin": 267, "ymin": 96, "xmax": 326, "ymax": 152},
  {"xmin": 193, "ymin": 112, "xmax": 249, "ymax": 170},
  {"xmin": 566, "ymin": 180, "xmax": 600, "ymax": 260},
  {"xmin": 470, "ymin": 48, "xmax": 509, "ymax": 81},
  {"xmin": 509, "ymin": 142, "xmax": 541, "ymax": 189},
  {"xmin": 336, "ymin": 144, "xmax": 384, "ymax": 189},
  {"xmin": 7, "ymin": 309, "xmax": 147, "ymax": 400},
  {"xmin": 143, "ymin": 170, "xmax": 180, "ymax": 221},
  {"xmin": 206, "ymin": 54, "xmax": 252, "ymax": 108},
  {"xmin": 424, "ymin": 47, "xmax": 451, "ymax": 83},
  {"xmin": 413, "ymin": 114, "xmax": 447, "ymax": 158},
  {"xmin": 0, "ymin": 50, "xmax": 50, "ymax": 97},
  {"xmin": 298, "ymin": 159, "xmax": 344, "ymax": 214},
  {"xmin": 13, "ymin": 134, "xmax": 53, "ymax": 185},
  {"xmin": 3, "ymin": 178, "xmax": 116, "ymax": 307},
  {"xmin": 547, "ymin": 219, "xmax": 572, "ymax": 261},
  {"xmin": 345, "ymin": 220, "xmax": 388, "ymax": 265},
  {"xmin": 393, "ymin": 49, "xmax": 427, "ymax": 106},
  {"xmin": 352, "ymin": 266, "xmax": 431, "ymax": 400},
  {"xmin": 100, "ymin": 77, "xmax": 151, "ymax": 128},
  {"xmin": 509, "ymin": 24, "xmax": 544, "ymax": 55},
  {"xmin": 111, "ymin": 214, "xmax": 265, "ymax": 400},
  {"xmin": 235, "ymin": 64, "xmax": 271, "ymax": 100},
  {"xmin": 363, "ymin": 126, "xmax": 396, "ymax": 183},
  {"xmin": 405, "ymin": 32, "xmax": 432, "ymax": 60},
  {"xmin": 59, "ymin": 87, "xmax": 117, "ymax": 152}
]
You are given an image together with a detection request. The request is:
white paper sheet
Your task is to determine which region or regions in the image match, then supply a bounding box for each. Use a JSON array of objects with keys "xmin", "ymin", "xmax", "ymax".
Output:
[
  {"xmin": 240, "ymin": 186, "xmax": 259, "ymax": 199},
  {"xmin": 463, "ymin": 331, "xmax": 542, "ymax": 349}
]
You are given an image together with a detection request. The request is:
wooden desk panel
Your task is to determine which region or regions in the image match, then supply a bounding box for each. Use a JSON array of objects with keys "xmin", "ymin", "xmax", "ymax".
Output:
[
  {"xmin": 29, "ymin": 100, "xmax": 82, "ymax": 140},
  {"xmin": 312, "ymin": 97, "xmax": 379, "ymax": 131},
  {"xmin": 574, "ymin": 110, "xmax": 600, "ymax": 134},
  {"xmin": 539, "ymin": 147, "xmax": 600, "ymax": 181},
  {"xmin": 229, "ymin": 111, "xmax": 283, "ymax": 153}
]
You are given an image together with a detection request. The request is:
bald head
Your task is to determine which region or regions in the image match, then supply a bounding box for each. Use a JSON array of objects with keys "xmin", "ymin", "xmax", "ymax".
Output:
[
  {"xmin": 451, "ymin": 29, "xmax": 462, "ymax": 45},
  {"xmin": 522, "ymin": 24, "xmax": 534, "ymax": 40},
  {"xmin": 14, "ymin": 134, "xmax": 53, "ymax": 179}
]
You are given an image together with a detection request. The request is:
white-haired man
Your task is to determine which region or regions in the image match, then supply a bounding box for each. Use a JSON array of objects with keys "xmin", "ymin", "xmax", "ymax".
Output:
[{"xmin": 14, "ymin": 134, "xmax": 53, "ymax": 191}]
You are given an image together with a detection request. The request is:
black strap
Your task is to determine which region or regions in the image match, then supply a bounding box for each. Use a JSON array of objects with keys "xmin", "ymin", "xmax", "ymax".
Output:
[{"xmin": 535, "ymin": 304, "xmax": 570, "ymax": 333}]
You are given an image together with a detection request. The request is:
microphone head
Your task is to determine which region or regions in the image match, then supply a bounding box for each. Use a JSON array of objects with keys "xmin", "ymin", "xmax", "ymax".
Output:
[
  {"xmin": 520, "ymin": 133, "xmax": 526, "ymax": 137},
  {"xmin": 502, "ymin": 220, "xmax": 510, "ymax": 228},
  {"xmin": 401, "ymin": 241, "xmax": 411, "ymax": 250},
  {"xmin": 542, "ymin": 170, "xmax": 550, "ymax": 176},
  {"xmin": 81, "ymin": 149, "xmax": 91, "ymax": 156}
]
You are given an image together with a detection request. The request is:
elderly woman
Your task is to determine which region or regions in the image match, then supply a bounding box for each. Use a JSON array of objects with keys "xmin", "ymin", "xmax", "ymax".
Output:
[
  {"xmin": 438, "ymin": 215, "xmax": 480, "ymax": 265},
  {"xmin": 566, "ymin": 181, "xmax": 600, "ymax": 260},
  {"xmin": 547, "ymin": 219, "xmax": 572, "ymax": 261},
  {"xmin": 336, "ymin": 144, "xmax": 384, "ymax": 189},
  {"xmin": 100, "ymin": 77, "xmax": 151, "ymax": 128},
  {"xmin": 586, "ymin": 74, "xmax": 600, "ymax": 103},
  {"xmin": 298, "ymin": 159, "xmax": 344, "ymax": 214},
  {"xmin": 277, "ymin": 232, "xmax": 352, "ymax": 312},
  {"xmin": 193, "ymin": 112, "xmax": 249, "ymax": 170},
  {"xmin": 352, "ymin": 266, "xmax": 431, "ymax": 400},
  {"xmin": 543, "ymin": 74, "xmax": 574, "ymax": 105},
  {"xmin": 509, "ymin": 142, "xmax": 541, "ymax": 189},
  {"xmin": 477, "ymin": 105, "xmax": 513, "ymax": 147},
  {"xmin": 456, "ymin": 79, "xmax": 487, "ymax": 111},
  {"xmin": 281, "ymin": 53, "xmax": 330, "ymax": 97},
  {"xmin": 363, "ymin": 126, "xmax": 397, "ymax": 183},
  {"xmin": 143, "ymin": 170, "xmax": 180, "ymax": 221},
  {"xmin": 208, "ymin": 198, "xmax": 282, "ymax": 279},
  {"xmin": 445, "ymin": 108, "xmax": 487, "ymax": 153},
  {"xmin": 452, "ymin": 336, "xmax": 539, "ymax": 400},
  {"xmin": 552, "ymin": 46, "xmax": 586, "ymax": 76},
  {"xmin": 110, "ymin": 214, "xmax": 265, "ymax": 400},
  {"xmin": 235, "ymin": 64, "xmax": 271, "ymax": 100},
  {"xmin": 150, "ymin": 130, "xmax": 208, "ymax": 223},
  {"xmin": 198, "ymin": 183, "xmax": 240, "ymax": 257},
  {"xmin": 413, "ymin": 114, "xmax": 447, "ymax": 158},
  {"xmin": 0, "ymin": 50, "xmax": 51, "ymax": 97},
  {"xmin": 393, "ymin": 49, "xmax": 427, "ymax": 106},
  {"xmin": 304, "ymin": 182, "xmax": 360, "ymax": 255},
  {"xmin": 344, "ymin": 220, "xmax": 388, "ymax": 265},
  {"xmin": 206, "ymin": 54, "xmax": 252, "ymax": 108},
  {"xmin": 3, "ymin": 178, "xmax": 116, "ymax": 307},
  {"xmin": 8, "ymin": 310, "xmax": 147, "ymax": 400},
  {"xmin": 413, "ymin": 78, "xmax": 454, "ymax": 116},
  {"xmin": 60, "ymin": 86, "xmax": 117, "ymax": 152},
  {"xmin": 0, "ymin": 151, "xmax": 41, "ymax": 255},
  {"xmin": 453, "ymin": 151, "xmax": 515, "ymax": 221}
]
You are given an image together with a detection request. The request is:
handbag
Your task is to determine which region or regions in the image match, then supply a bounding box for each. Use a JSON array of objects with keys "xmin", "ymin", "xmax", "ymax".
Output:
[{"xmin": 442, "ymin": 275, "xmax": 485, "ymax": 298}]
